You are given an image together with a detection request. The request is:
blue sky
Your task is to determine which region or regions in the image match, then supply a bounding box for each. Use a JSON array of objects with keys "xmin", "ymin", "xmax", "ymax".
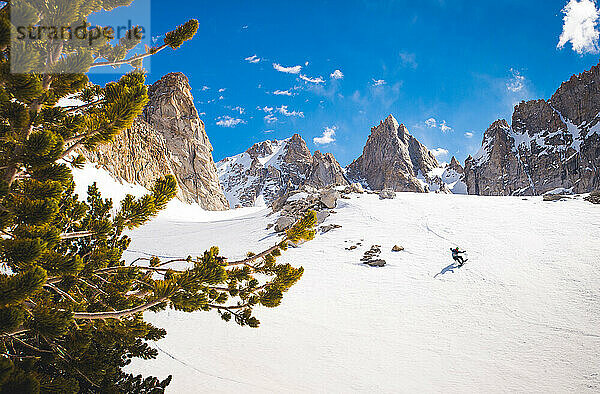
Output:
[{"xmin": 91, "ymin": 0, "xmax": 600, "ymax": 166}]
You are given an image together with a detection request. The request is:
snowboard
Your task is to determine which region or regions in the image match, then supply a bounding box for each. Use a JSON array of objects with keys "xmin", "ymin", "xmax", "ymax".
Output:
[{"xmin": 456, "ymin": 259, "xmax": 469, "ymax": 267}]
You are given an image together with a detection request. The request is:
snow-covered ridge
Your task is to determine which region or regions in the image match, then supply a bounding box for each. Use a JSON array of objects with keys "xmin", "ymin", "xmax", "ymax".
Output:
[
  {"xmin": 217, "ymin": 138, "xmax": 294, "ymax": 208},
  {"xmin": 217, "ymin": 134, "xmax": 349, "ymax": 208}
]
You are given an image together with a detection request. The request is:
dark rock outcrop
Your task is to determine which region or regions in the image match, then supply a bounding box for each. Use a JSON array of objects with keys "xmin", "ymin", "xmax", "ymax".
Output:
[
  {"xmin": 465, "ymin": 62, "xmax": 600, "ymax": 196},
  {"xmin": 464, "ymin": 120, "xmax": 531, "ymax": 196}
]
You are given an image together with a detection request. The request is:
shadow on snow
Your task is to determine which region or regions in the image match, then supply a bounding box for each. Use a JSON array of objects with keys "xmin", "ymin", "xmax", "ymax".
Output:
[{"xmin": 434, "ymin": 262, "xmax": 459, "ymax": 278}]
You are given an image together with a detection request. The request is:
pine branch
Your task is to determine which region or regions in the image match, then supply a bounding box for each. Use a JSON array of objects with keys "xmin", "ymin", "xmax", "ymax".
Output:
[
  {"xmin": 77, "ymin": 278, "xmax": 107, "ymax": 295},
  {"xmin": 226, "ymin": 243, "xmax": 284, "ymax": 266},
  {"xmin": 4, "ymin": 332, "xmax": 53, "ymax": 354},
  {"xmin": 90, "ymin": 44, "xmax": 168, "ymax": 68},
  {"xmin": 43, "ymin": 284, "xmax": 78, "ymax": 304},
  {"xmin": 72, "ymin": 297, "xmax": 168, "ymax": 320},
  {"xmin": 60, "ymin": 231, "xmax": 94, "ymax": 240}
]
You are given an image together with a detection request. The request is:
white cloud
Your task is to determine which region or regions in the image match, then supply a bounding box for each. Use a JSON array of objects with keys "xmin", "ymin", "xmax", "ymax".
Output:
[
  {"xmin": 440, "ymin": 121, "xmax": 452, "ymax": 133},
  {"xmin": 330, "ymin": 69, "xmax": 344, "ymax": 79},
  {"xmin": 218, "ymin": 96, "xmax": 224, "ymax": 100},
  {"xmin": 558, "ymin": 0, "xmax": 600, "ymax": 54},
  {"xmin": 218, "ymin": 88, "xmax": 226, "ymax": 93},
  {"xmin": 263, "ymin": 129, "xmax": 274, "ymax": 133},
  {"xmin": 228, "ymin": 106, "xmax": 245, "ymax": 114},
  {"xmin": 264, "ymin": 114, "xmax": 278, "ymax": 124},
  {"xmin": 430, "ymin": 148, "xmax": 449, "ymax": 158},
  {"xmin": 372, "ymin": 78, "xmax": 387, "ymax": 86},
  {"xmin": 200, "ymin": 86, "xmax": 210, "ymax": 91},
  {"xmin": 257, "ymin": 106, "xmax": 273, "ymax": 113},
  {"xmin": 425, "ymin": 118, "xmax": 452, "ymax": 133},
  {"xmin": 507, "ymin": 68, "xmax": 525, "ymax": 92},
  {"xmin": 464, "ymin": 132, "xmax": 474, "ymax": 138},
  {"xmin": 276, "ymin": 105, "xmax": 304, "ymax": 117},
  {"xmin": 216, "ymin": 116, "xmax": 246, "ymax": 128},
  {"xmin": 273, "ymin": 63, "xmax": 302, "ymax": 74},
  {"xmin": 425, "ymin": 118, "xmax": 437, "ymax": 128},
  {"xmin": 272, "ymin": 89, "xmax": 293, "ymax": 96},
  {"xmin": 313, "ymin": 126, "xmax": 337, "ymax": 145},
  {"xmin": 245, "ymin": 54, "xmax": 261, "ymax": 63},
  {"xmin": 300, "ymin": 74, "xmax": 325, "ymax": 84}
]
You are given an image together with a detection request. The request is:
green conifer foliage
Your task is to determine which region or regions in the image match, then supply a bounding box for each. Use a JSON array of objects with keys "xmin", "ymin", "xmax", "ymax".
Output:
[{"xmin": 0, "ymin": 1, "xmax": 310, "ymax": 392}]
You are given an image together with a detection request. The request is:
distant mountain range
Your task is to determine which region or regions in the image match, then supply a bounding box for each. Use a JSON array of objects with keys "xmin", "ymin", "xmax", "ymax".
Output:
[{"xmin": 86, "ymin": 61, "xmax": 600, "ymax": 209}]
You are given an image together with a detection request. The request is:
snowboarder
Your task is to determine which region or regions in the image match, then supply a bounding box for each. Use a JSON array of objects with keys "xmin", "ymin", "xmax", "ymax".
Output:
[{"xmin": 450, "ymin": 247, "xmax": 467, "ymax": 266}]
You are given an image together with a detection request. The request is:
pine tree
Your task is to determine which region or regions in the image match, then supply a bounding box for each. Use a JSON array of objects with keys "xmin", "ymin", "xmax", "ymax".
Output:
[{"xmin": 0, "ymin": 1, "xmax": 313, "ymax": 391}]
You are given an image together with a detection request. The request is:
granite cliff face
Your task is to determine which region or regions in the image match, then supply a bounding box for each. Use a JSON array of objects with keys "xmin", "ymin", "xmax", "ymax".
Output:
[
  {"xmin": 85, "ymin": 73, "xmax": 229, "ymax": 210},
  {"xmin": 346, "ymin": 115, "xmax": 440, "ymax": 192},
  {"xmin": 306, "ymin": 151, "xmax": 348, "ymax": 189},
  {"xmin": 217, "ymin": 134, "xmax": 348, "ymax": 207},
  {"xmin": 463, "ymin": 120, "xmax": 531, "ymax": 195},
  {"xmin": 465, "ymin": 62, "xmax": 600, "ymax": 196}
]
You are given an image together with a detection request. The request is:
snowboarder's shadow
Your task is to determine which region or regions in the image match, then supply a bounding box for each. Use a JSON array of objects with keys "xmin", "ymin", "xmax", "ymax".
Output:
[{"xmin": 434, "ymin": 262, "xmax": 458, "ymax": 278}]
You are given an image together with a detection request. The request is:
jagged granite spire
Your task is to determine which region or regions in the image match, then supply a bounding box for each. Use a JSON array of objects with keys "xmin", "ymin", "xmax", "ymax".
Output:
[
  {"xmin": 84, "ymin": 72, "xmax": 230, "ymax": 210},
  {"xmin": 346, "ymin": 114, "xmax": 439, "ymax": 192}
]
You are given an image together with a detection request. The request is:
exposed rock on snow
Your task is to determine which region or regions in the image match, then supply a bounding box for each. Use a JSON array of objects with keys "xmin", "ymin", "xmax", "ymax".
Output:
[
  {"xmin": 320, "ymin": 224, "xmax": 342, "ymax": 234},
  {"xmin": 270, "ymin": 187, "xmax": 342, "ymax": 231},
  {"xmin": 465, "ymin": 61, "xmax": 600, "ymax": 196},
  {"xmin": 316, "ymin": 210, "xmax": 331, "ymax": 224},
  {"xmin": 84, "ymin": 73, "xmax": 229, "ymax": 210},
  {"xmin": 345, "ymin": 182, "xmax": 364, "ymax": 194},
  {"xmin": 275, "ymin": 216, "xmax": 295, "ymax": 232},
  {"xmin": 584, "ymin": 190, "xmax": 600, "ymax": 204},
  {"xmin": 378, "ymin": 189, "xmax": 396, "ymax": 199},
  {"xmin": 217, "ymin": 135, "xmax": 348, "ymax": 207},
  {"xmin": 319, "ymin": 189, "xmax": 340, "ymax": 209},
  {"xmin": 347, "ymin": 115, "xmax": 439, "ymax": 193},
  {"xmin": 361, "ymin": 245, "xmax": 386, "ymax": 267},
  {"xmin": 392, "ymin": 245, "xmax": 404, "ymax": 252},
  {"xmin": 543, "ymin": 194, "xmax": 571, "ymax": 202}
]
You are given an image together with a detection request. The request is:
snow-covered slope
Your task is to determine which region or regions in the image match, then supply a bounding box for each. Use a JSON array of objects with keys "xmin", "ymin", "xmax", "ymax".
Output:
[
  {"xmin": 122, "ymin": 191, "xmax": 600, "ymax": 393},
  {"xmin": 71, "ymin": 163, "xmax": 262, "ymax": 222}
]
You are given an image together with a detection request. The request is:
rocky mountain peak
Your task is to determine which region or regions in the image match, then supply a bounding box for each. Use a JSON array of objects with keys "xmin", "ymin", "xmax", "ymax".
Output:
[
  {"xmin": 83, "ymin": 72, "xmax": 229, "ymax": 210},
  {"xmin": 346, "ymin": 115, "xmax": 440, "ymax": 192},
  {"xmin": 217, "ymin": 135, "xmax": 348, "ymax": 207},
  {"xmin": 465, "ymin": 61, "xmax": 600, "ymax": 195},
  {"xmin": 448, "ymin": 156, "xmax": 464, "ymax": 174},
  {"xmin": 282, "ymin": 133, "xmax": 313, "ymax": 171},
  {"xmin": 246, "ymin": 140, "xmax": 275, "ymax": 159}
]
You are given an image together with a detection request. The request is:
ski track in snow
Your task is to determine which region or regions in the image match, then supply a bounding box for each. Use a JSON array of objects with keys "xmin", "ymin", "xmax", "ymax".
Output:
[{"xmin": 123, "ymin": 192, "xmax": 600, "ymax": 393}]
